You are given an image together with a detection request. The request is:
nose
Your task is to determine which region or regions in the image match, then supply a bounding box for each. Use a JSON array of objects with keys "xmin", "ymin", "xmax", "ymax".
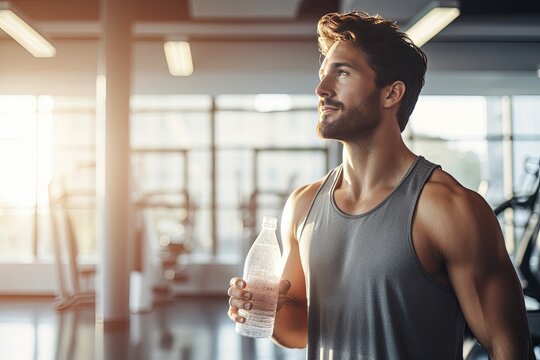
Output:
[{"xmin": 315, "ymin": 75, "xmax": 334, "ymax": 99}]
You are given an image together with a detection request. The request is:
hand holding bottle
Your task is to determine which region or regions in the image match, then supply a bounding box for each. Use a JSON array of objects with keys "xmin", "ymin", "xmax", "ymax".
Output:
[
  {"xmin": 227, "ymin": 277, "xmax": 291, "ymax": 324},
  {"xmin": 228, "ymin": 216, "xmax": 287, "ymax": 338}
]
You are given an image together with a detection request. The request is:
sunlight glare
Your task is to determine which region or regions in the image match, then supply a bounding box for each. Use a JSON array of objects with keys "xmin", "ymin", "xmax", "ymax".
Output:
[
  {"xmin": 0, "ymin": 96, "xmax": 37, "ymax": 207},
  {"xmin": 411, "ymin": 96, "xmax": 487, "ymax": 139},
  {"xmin": 37, "ymin": 96, "xmax": 54, "ymax": 206}
]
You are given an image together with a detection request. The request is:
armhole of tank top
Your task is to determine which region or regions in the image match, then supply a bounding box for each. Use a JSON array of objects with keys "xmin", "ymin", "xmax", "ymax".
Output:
[
  {"xmin": 407, "ymin": 163, "xmax": 453, "ymax": 293},
  {"xmin": 297, "ymin": 166, "xmax": 340, "ymax": 243}
]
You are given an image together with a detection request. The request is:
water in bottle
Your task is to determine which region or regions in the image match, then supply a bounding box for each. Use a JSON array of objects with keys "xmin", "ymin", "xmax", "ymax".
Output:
[{"xmin": 235, "ymin": 216, "xmax": 282, "ymax": 338}]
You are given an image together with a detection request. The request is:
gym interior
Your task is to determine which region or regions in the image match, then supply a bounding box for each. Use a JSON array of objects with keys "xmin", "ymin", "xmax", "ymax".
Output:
[{"xmin": 0, "ymin": 0, "xmax": 539, "ymax": 359}]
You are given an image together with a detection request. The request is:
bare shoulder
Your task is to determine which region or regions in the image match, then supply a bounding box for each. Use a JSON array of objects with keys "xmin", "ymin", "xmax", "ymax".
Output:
[
  {"xmin": 417, "ymin": 168, "xmax": 502, "ymax": 255},
  {"xmin": 281, "ymin": 176, "xmax": 328, "ymax": 242},
  {"xmin": 421, "ymin": 169, "xmax": 492, "ymax": 218},
  {"xmin": 421, "ymin": 168, "xmax": 485, "ymax": 211}
]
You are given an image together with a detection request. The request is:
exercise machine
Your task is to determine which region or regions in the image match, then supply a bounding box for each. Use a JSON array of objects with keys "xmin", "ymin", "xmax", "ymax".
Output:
[{"xmin": 49, "ymin": 162, "xmax": 96, "ymax": 310}]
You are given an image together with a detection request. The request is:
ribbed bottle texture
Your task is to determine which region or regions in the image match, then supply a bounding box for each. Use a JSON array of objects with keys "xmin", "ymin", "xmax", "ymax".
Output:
[{"xmin": 235, "ymin": 216, "xmax": 282, "ymax": 338}]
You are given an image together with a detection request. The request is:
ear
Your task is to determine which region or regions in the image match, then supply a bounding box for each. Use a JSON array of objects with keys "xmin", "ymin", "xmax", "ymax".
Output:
[{"xmin": 382, "ymin": 81, "xmax": 405, "ymax": 109}]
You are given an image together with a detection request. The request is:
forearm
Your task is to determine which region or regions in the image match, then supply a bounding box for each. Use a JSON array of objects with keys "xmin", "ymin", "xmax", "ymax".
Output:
[
  {"xmin": 272, "ymin": 301, "xmax": 308, "ymax": 348},
  {"xmin": 487, "ymin": 334, "xmax": 533, "ymax": 360}
]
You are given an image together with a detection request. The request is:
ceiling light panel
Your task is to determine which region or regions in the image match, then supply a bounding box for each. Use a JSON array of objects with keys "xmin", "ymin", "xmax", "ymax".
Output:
[{"xmin": 0, "ymin": 2, "xmax": 56, "ymax": 57}]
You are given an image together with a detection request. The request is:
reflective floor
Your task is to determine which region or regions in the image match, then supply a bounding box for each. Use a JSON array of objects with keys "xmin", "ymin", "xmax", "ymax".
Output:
[{"xmin": 0, "ymin": 296, "xmax": 307, "ymax": 360}]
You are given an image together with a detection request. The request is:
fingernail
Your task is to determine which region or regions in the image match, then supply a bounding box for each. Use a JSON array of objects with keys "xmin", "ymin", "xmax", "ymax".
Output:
[
  {"xmin": 237, "ymin": 280, "xmax": 245, "ymax": 288},
  {"xmin": 243, "ymin": 292, "xmax": 252, "ymax": 300},
  {"xmin": 239, "ymin": 317, "xmax": 245, "ymax": 323},
  {"xmin": 244, "ymin": 303, "xmax": 252, "ymax": 310}
]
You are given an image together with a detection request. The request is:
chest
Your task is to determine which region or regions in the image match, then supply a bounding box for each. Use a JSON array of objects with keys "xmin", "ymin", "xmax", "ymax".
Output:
[{"xmin": 300, "ymin": 211, "xmax": 419, "ymax": 290}]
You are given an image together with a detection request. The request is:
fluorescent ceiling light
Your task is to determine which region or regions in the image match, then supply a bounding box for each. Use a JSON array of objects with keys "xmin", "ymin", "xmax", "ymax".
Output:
[
  {"xmin": 164, "ymin": 41, "xmax": 194, "ymax": 76},
  {"xmin": 0, "ymin": 2, "xmax": 56, "ymax": 57},
  {"xmin": 404, "ymin": 0, "xmax": 460, "ymax": 47}
]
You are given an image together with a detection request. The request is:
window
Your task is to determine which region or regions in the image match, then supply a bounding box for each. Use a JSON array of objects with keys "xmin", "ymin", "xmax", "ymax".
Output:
[
  {"xmin": 215, "ymin": 95, "xmax": 328, "ymax": 261},
  {"xmin": 406, "ymin": 96, "xmax": 488, "ymax": 193},
  {"xmin": 1, "ymin": 93, "xmax": 537, "ymax": 274},
  {"xmin": 407, "ymin": 95, "xmax": 540, "ymax": 255}
]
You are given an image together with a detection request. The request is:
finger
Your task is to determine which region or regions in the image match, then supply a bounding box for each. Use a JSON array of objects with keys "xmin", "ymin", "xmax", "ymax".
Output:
[
  {"xmin": 279, "ymin": 279, "xmax": 291, "ymax": 294},
  {"xmin": 227, "ymin": 286, "xmax": 252, "ymax": 301},
  {"xmin": 228, "ymin": 306, "xmax": 246, "ymax": 323},
  {"xmin": 229, "ymin": 277, "xmax": 246, "ymax": 289},
  {"xmin": 229, "ymin": 296, "xmax": 252, "ymax": 311}
]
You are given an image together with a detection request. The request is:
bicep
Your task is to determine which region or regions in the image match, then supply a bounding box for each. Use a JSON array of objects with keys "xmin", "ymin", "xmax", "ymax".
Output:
[
  {"xmin": 441, "ymin": 193, "xmax": 529, "ymax": 355},
  {"xmin": 279, "ymin": 192, "xmax": 307, "ymax": 304}
]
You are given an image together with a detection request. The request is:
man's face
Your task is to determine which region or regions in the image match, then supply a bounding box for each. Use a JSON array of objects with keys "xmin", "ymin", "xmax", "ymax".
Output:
[{"xmin": 315, "ymin": 41, "xmax": 382, "ymax": 141}]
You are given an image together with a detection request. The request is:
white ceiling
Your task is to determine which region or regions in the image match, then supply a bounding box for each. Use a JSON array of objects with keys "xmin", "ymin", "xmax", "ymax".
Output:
[{"xmin": 0, "ymin": 0, "xmax": 538, "ymax": 96}]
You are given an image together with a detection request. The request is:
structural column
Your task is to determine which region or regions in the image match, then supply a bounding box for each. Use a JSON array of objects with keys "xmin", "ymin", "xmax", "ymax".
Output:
[{"xmin": 96, "ymin": 0, "xmax": 134, "ymax": 323}]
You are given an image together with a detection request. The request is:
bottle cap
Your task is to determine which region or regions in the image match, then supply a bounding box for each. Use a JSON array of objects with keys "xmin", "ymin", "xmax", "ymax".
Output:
[{"xmin": 262, "ymin": 216, "xmax": 278, "ymax": 230}]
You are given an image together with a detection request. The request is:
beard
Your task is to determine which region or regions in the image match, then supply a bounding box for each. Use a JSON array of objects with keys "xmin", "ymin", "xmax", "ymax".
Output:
[{"xmin": 316, "ymin": 90, "xmax": 382, "ymax": 142}]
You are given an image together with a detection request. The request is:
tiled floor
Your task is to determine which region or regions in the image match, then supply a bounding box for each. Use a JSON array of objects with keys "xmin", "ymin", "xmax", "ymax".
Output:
[{"xmin": 0, "ymin": 296, "xmax": 307, "ymax": 360}]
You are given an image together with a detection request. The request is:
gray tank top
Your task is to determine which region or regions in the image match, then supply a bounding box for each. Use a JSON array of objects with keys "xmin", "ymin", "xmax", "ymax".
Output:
[{"xmin": 298, "ymin": 156, "xmax": 465, "ymax": 360}]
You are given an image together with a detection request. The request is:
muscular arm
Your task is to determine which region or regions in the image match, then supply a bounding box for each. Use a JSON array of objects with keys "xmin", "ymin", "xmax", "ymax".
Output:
[
  {"xmin": 420, "ymin": 174, "xmax": 532, "ymax": 359},
  {"xmin": 272, "ymin": 183, "xmax": 320, "ymax": 348}
]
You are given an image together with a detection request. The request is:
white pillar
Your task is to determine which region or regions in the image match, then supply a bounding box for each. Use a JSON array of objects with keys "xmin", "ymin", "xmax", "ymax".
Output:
[{"xmin": 96, "ymin": 0, "xmax": 134, "ymax": 323}]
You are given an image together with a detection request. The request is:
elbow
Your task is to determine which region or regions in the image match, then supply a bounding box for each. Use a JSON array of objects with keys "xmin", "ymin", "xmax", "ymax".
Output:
[
  {"xmin": 271, "ymin": 333, "xmax": 307, "ymax": 349},
  {"xmin": 271, "ymin": 303, "xmax": 308, "ymax": 348}
]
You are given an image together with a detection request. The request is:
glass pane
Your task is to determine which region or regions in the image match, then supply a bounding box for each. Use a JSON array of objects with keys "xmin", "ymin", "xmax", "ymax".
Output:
[
  {"xmin": 188, "ymin": 150, "xmax": 211, "ymax": 207},
  {"xmin": 217, "ymin": 150, "xmax": 253, "ymax": 207},
  {"xmin": 508, "ymin": 142, "xmax": 540, "ymax": 256},
  {"xmin": 69, "ymin": 208, "xmax": 96, "ymax": 259},
  {"xmin": 52, "ymin": 96, "xmax": 96, "ymax": 111},
  {"xmin": 513, "ymin": 141, "xmax": 540, "ymax": 194},
  {"xmin": 0, "ymin": 209, "xmax": 34, "ymax": 261},
  {"xmin": 132, "ymin": 152, "xmax": 187, "ymax": 194},
  {"xmin": 0, "ymin": 141, "xmax": 36, "ymax": 207},
  {"xmin": 410, "ymin": 140, "xmax": 488, "ymax": 192},
  {"xmin": 53, "ymin": 113, "xmax": 96, "ymax": 148},
  {"xmin": 257, "ymin": 151, "xmax": 327, "ymax": 193},
  {"xmin": 486, "ymin": 96, "xmax": 504, "ymax": 138},
  {"xmin": 131, "ymin": 95, "xmax": 211, "ymax": 111},
  {"xmin": 215, "ymin": 110, "xmax": 322, "ymax": 147},
  {"xmin": 47, "ymin": 98, "xmax": 96, "ymax": 264},
  {"xmin": 37, "ymin": 209, "xmax": 54, "ymax": 261},
  {"xmin": 484, "ymin": 140, "xmax": 505, "ymax": 207},
  {"xmin": 217, "ymin": 209, "xmax": 244, "ymax": 262},
  {"xmin": 131, "ymin": 112, "xmax": 210, "ymax": 148},
  {"xmin": 216, "ymin": 94, "xmax": 318, "ymax": 111},
  {"xmin": 0, "ymin": 96, "xmax": 36, "ymax": 139},
  {"xmin": 191, "ymin": 208, "xmax": 211, "ymax": 257},
  {"xmin": 513, "ymin": 96, "xmax": 540, "ymax": 136},
  {"xmin": 410, "ymin": 96, "xmax": 486, "ymax": 140},
  {"xmin": 51, "ymin": 150, "xmax": 95, "ymax": 193}
]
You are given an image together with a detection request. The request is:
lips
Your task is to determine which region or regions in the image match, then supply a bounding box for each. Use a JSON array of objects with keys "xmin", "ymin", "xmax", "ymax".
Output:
[
  {"xmin": 319, "ymin": 99, "xmax": 341, "ymax": 114},
  {"xmin": 321, "ymin": 105, "xmax": 339, "ymax": 112}
]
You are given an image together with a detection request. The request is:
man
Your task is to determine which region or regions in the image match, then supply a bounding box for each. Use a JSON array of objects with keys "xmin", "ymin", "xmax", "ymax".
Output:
[{"xmin": 228, "ymin": 11, "xmax": 533, "ymax": 359}]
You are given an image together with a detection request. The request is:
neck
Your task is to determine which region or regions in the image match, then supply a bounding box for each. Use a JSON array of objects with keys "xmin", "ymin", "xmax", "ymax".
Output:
[{"xmin": 338, "ymin": 121, "xmax": 416, "ymax": 198}]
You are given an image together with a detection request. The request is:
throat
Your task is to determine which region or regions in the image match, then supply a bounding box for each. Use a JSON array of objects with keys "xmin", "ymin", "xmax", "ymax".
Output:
[{"xmin": 333, "ymin": 185, "xmax": 393, "ymax": 216}]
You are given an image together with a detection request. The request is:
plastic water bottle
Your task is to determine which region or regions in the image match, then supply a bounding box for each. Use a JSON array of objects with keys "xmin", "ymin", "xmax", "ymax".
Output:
[{"xmin": 235, "ymin": 216, "xmax": 282, "ymax": 338}]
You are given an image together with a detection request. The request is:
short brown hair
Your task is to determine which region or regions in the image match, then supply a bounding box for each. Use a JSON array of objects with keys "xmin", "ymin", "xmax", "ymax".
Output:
[{"xmin": 317, "ymin": 11, "xmax": 427, "ymax": 132}]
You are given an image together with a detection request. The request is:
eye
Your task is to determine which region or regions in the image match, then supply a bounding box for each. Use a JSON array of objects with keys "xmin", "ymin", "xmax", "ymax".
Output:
[{"xmin": 337, "ymin": 69, "xmax": 350, "ymax": 77}]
